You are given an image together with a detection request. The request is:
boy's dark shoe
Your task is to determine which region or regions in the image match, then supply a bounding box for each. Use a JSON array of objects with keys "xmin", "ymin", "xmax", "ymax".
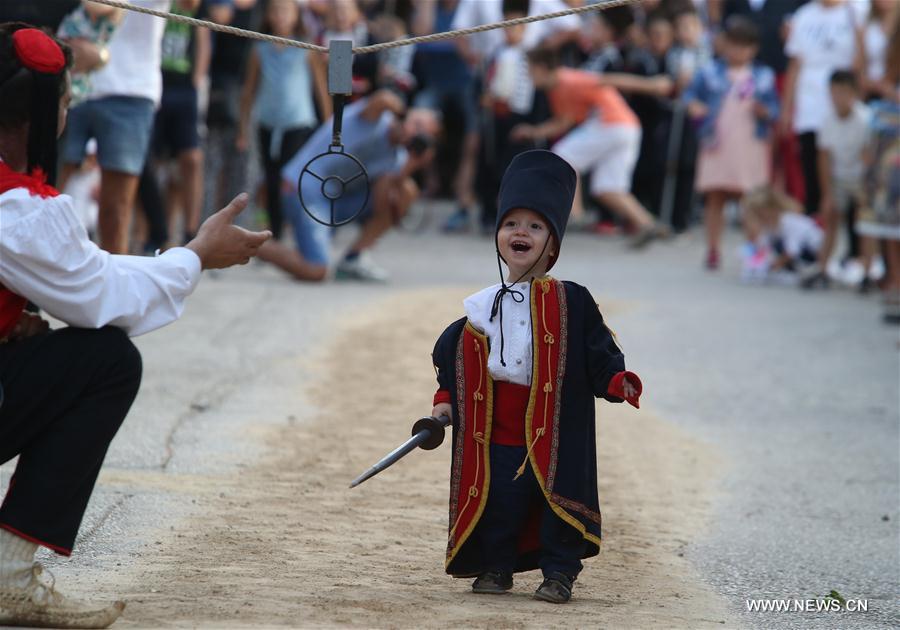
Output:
[
  {"xmin": 533, "ymin": 572, "xmax": 573, "ymax": 604},
  {"xmin": 471, "ymin": 571, "xmax": 513, "ymax": 594}
]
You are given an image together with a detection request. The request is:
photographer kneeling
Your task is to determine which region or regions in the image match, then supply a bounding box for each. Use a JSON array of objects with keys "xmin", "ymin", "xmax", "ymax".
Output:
[{"xmin": 258, "ymin": 89, "xmax": 439, "ymax": 282}]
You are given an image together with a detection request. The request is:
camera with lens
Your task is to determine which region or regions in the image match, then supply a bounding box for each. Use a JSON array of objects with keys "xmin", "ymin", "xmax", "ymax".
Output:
[{"xmin": 408, "ymin": 133, "xmax": 434, "ymax": 156}]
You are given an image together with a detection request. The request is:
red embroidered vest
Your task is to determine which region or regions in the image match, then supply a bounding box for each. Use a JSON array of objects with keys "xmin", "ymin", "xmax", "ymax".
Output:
[{"xmin": 0, "ymin": 162, "xmax": 59, "ymax": 339}]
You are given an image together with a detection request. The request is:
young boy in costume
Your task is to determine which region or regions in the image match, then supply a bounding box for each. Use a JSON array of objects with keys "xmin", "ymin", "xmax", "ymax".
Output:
[{"xmin": 430, "ymin": 150, "xmax": 642, "ymax": 603}]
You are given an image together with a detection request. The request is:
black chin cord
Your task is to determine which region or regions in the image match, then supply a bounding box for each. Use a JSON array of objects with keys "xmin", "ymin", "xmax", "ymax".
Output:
[{"xmin": 489, "ymin": 237, "xmax": 550, "ymax": 367}]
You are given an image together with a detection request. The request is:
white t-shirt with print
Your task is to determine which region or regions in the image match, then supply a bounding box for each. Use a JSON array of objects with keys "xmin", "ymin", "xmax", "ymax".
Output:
[
  {"xmin": 778, "ymin": 213, "xmax": 824, "ymax": 259},
  {"xmin": 451, "ymin": 0, "xmax": 580, "ymax": 65},
  {"xmin": 89, "ymin": 0, "xmax": 170, "ymax": 105},
  {"xmin": 817, "ymin": 101, "xmax": 870, "ymax": 185},
  {"xmin": 785, "ymin": 1, "xmax": 858, "ymax": 133},
  {"xmin": 489, "ymin": 45, "xmax": 535, "ymax": 115}
]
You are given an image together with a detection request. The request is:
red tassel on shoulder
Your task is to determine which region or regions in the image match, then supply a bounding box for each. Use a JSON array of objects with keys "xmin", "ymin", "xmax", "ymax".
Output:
[{"xmin": 0, "ymin": 162, "xmax": 59, "ymax": 199}]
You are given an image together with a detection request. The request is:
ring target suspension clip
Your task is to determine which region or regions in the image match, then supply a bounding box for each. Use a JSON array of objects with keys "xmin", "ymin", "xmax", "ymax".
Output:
[{"xmin": 298, "ymin": 40, "xmax": 370, "ymax": 227}]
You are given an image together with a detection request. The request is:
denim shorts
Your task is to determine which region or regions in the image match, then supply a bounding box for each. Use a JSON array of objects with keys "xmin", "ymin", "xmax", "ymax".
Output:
[
  {"xmin": 153, "ymin": 84, "xmax": 200, "ymax": 158},
  {"xmin": 62, "ymin": 96, "xmax": 156, "ymax": 175}
]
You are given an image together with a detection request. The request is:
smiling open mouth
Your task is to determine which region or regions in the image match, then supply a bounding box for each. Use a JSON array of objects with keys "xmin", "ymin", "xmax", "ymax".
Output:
[{"xmin": 511, "ymin": 240, "xmax": 532, "ymax": 253}]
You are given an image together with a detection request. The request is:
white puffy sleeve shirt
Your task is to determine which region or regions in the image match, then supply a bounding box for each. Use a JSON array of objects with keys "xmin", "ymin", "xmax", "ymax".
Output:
[
  {"xmin": 0, "ymin": 188, "xmax": 201, "ymax": 337},
  {"xmin": 464, "ymin": 282, "xmax": 533, "ymax": 386}
]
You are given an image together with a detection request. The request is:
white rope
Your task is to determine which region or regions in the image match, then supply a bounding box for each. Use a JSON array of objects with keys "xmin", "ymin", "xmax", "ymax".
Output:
[
  {"xmin": 355, "ymin": 0, "xmax": 637, "ymax": 54},
  {"xmin": 86, "ymin": 0, "xmax": 638, "ymax": 56},
  {"xmin": 86, "ymin": 0, "xmax": 328, "ymax": 52}
]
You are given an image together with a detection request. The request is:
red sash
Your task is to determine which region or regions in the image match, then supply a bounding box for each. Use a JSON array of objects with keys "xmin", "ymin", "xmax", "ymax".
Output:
[
  {"xmin": 0, "ymin": 162, "xmax": 59, "ymax": 339},
  {"xmin": 491, "ymin": 381, "xmax": 529, "ymax": 446}
]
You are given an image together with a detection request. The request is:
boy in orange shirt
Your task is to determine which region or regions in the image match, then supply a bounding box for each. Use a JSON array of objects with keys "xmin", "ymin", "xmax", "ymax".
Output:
[{"xmin": 512, "ymin": 48, "xmax": 668, "ymax": 247}]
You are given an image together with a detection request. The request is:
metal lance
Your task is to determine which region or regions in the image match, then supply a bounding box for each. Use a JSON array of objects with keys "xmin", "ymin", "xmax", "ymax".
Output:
[{"xmin": 349, "ymin": 415, "xmax": 451, "ymax": 488}]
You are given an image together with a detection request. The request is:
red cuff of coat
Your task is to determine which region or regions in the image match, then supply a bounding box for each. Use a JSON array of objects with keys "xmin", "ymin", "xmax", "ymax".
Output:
[
  {"xmin": 433, "ymin": 389, "xmax": 451, "ymax": 406},
  {"xmin": 607, "ymin": 371, "xmax": 642, "ymax": 409}
]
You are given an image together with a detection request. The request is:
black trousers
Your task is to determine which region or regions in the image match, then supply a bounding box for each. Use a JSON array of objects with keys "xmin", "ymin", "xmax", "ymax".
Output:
[
  {"xmin": 843, "ymin": 195, "xmax": 860, "ymax": 259},
  {"xmin": 798, "ymin": 131, "xmax": 821, "ymax": 216},
  {"xmin": 634, "ymin": 110, "xmax": 698, "ymax": 231},
  {"xmin": 258, "ymin": 126, "xmax": 314, "ymax": 240},
  {"xmin": 0, "ymin": 327, "xmax": 142, "ymax": 555},
  {"xmin": 475, "ymin": 444, "xmax": 587, "ymax": 580},
  {"xmin": 138, "ymin": 151, "xmax": 170, "ymax": 251}
]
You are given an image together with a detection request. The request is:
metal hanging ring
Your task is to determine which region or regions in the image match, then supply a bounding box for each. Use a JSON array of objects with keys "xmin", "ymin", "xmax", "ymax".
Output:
[{"xmin": 298, "ymin": 147, "xmax": 370, "ymax": 227}]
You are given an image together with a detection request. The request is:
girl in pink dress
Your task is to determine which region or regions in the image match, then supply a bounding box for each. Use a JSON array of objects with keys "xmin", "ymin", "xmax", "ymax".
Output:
[{"xmin": 684, "ymin": 17, "xmax": 780, "ymax": 269}]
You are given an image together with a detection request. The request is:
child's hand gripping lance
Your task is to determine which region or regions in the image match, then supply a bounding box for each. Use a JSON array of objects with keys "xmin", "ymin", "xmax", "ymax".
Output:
[
  {"xmin": 297, "ymin": 40, "xmax": 369, "ymax": 227},
  {"xmin": 349, "ymin": 415, "xmax": 451, "ymax": 488}
]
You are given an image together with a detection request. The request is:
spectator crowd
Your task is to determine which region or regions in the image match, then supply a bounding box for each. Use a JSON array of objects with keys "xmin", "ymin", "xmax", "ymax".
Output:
[{"xmin": 2, "ymin": 0, "xmax": 898, "ymax": 322}]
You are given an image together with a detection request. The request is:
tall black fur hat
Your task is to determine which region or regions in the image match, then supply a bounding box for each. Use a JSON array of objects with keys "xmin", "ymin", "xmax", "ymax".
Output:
[{"xmin": 496, "ymin": 150, "xmax": 576, "ymax": 270}]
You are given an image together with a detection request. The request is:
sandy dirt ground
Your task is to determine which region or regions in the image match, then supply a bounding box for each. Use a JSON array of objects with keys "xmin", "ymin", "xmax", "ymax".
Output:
[{"xmin": 103, "ymin": 288, "xmax": 734, "ymax": 628}]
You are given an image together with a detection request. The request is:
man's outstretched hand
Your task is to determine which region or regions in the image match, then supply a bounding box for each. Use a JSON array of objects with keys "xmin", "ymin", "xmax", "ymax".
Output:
[{"xmin": 186, "ymin": 194, "xmax": 272, "ymax": 270}]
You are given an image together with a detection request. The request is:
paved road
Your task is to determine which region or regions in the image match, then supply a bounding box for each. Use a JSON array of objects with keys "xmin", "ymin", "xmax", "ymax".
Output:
[{"xmin": 3, "ymin": 214, "xmax": 897, "ymax": 628}]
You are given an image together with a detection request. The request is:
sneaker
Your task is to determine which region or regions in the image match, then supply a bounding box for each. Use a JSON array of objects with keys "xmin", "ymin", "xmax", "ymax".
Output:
[
  {"xmin": 533, "ymin": 571, "xmax": 573, "ymax": 604},
  {"xmin": 335, "ymin": 252, "xmax": 389, "ymax": 282},
  {"xmin": 768, "ymin": 270, "xmax": 800, "ymax": 287},
  {"xmin": 566, "ymin": 215, "xmax": 593, "ymax": 233},
  {"xmin": 442, "ymin": 208, "xmax": 471, "ymax": 234},
  {"xmin": 629, "ymin": 223, "xmax": 669, "ymax": 249},
  {"xmin": 0, "ymin": 563, "xmax": 125, "ymax": 629},
  {"xmin": 592, "ymin": 221, "xmax": 620, "ymax": 236},
  {"xmin": 739, "ymin": 243, "xmax": 769, "ymax": 282},
  {"xmin": 471, "ymin": 570, "xmax": 513, "ymax": 594},
  {"xmin": 858, "ymin": 276, "xmax": 874, "ymax": 295},
  {"xmin": 884, "ymin": 291, "xmax": 900, "ymax": 325},
  {"xmin": 705, "ymin": 248, "xmax": 720, "ymax": 270},
  {"xmin": 800, "ymin": 270, "xmax": 830, "ymax": 290},
  {"xmin": 837, "ymin": 258, "xmax": 865, "ymax": 286}
]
